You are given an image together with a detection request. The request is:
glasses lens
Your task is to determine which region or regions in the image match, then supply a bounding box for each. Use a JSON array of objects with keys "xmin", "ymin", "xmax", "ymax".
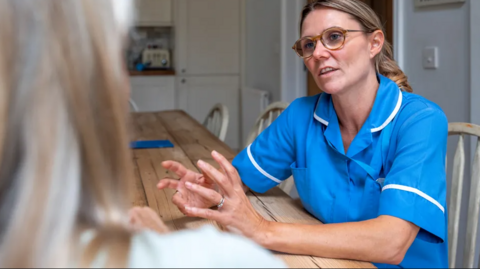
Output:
[
  {"xmin": 295, "ymin": 38, "xmax": 315, "ymax": 58},
  {"xmin": 322, "ymin": 28, "xmax": 345, "ymax": 50}
]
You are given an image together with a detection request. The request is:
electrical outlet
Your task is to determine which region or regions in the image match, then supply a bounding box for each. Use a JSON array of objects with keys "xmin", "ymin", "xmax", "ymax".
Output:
[
  {"xmin": 415, "ymin": 0, "xmax": 465, "ymax": 7},
  {"xmin": 423, "ymin": 47, "xmax": 438, "ymax": 69}
]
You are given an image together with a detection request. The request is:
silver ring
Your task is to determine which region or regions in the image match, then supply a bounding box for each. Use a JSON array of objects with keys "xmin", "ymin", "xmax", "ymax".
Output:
[{"xmin": 217, "ymin": 197, "xmax": 225, "ymax": 209}]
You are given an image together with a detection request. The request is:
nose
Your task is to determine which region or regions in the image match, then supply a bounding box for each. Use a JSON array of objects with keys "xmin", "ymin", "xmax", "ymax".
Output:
[{"xmin": 312, "ymin": 40, "xmax": 330, "ymax": 60}]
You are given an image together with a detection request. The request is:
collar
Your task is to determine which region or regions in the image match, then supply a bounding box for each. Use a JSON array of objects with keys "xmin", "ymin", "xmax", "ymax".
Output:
[
  {"xmin": 314, "ymin": 74, "xmax": 402, "ymax": 132},
  {"xmin": 313, "ymin": 74, "xmax": 402, "ymax": 156}
]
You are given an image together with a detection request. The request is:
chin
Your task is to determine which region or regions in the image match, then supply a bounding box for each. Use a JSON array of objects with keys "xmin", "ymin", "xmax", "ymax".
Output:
[{"xmin": 316, "ymin": 80, "xmax": 344, "ymax": 95}]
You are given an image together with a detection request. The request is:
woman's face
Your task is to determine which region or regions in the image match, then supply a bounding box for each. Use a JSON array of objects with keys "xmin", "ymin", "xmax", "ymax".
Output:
[{"xmin": 301, "ymin": 7, "xmax": 378, "ymax": 95}]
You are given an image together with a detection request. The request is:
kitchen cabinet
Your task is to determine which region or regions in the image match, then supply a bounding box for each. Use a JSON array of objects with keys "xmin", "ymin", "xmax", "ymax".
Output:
[
  {"xmin": 134, "ymin": 0, "xmax": 173, "ymax": 26},
  {"xmin": 177, "ymin": 75, "xmax": 240, "ymax": 150},
  {"xmin": 175, "ymin": 0, "xmax": 241, "ymax": 75},
  {"xmin": 130, "ymin": 76, "xmax": 175, "ymax": 112},
  {"xmin": 174, "ymin": 0, "xmax": 242, "ymax": 150}
]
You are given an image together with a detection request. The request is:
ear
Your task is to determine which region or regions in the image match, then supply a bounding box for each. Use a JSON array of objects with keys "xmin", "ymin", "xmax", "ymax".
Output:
[{"xmin": 369, "ymin": 30, "xmax": 384, "ymax": 59}]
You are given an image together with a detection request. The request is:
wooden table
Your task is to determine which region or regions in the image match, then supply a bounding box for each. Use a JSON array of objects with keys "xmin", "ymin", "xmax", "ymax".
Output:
[{"xmin": 130, "ymin": 110, "xmax": 375, "ymax": 268}]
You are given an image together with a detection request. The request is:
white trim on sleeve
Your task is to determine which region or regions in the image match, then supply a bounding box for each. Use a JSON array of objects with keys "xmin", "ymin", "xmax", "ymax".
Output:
[
  {"xmin": 382, "ymin": 184, "xmax": 445, "ymax": 213},
  {"xmin": 247, "ymin": 144, "xmax": 282, "ymax": 184}
]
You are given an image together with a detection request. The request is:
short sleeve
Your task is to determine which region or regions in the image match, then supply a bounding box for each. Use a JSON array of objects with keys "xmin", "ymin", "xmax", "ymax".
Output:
[
  {"xmin": 128, "ymin": 225, "xmax": 287, "ymax": 268},
  {"xmin": 378, "ymin": 106, "xmax": 448, "ymax": 243},
  {"xmin": 232, "ymin": 100, "xmax": 298, "ymax": 193}
]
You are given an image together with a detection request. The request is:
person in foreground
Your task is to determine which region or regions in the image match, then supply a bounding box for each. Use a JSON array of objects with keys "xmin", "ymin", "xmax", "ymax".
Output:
[
  {"xmin": 0, "ymin": 0, "xmax": 285, "ymax": 268},
  {"xmin": 158, "ymin": 0, "xmax": 449, "ymax": 268}
]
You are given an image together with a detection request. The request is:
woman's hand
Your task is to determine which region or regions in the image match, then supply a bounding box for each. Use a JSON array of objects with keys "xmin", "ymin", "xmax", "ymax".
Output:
[
  {"xmin": 129, "ymin": 206, "xmax": 170, "ymax": 234},
  {"xmin": 157, "ymin": 161, "xmax": 218, "ymax": 215},
  {"xmin": 183, "ymin": 150, "xmax": 269, "ymax": 240}
]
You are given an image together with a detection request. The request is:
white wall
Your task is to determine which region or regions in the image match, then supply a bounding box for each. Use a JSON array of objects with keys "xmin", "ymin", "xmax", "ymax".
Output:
[
  {"xmin": 245, "ymin": 0, "xmax": 281, "ymax": 102},
  {"xmin": 240, "ymin": 0, "xmax": 282, "ymax": 147},
  {"xmin": 280, "ymin": 0, "xmax": 307, "ymax": 103},
  {"xmin": 244, "ymin": 0, "xmax": 306, "ymax": 105},
  {"xmin": 398, "ymin": 1, "xmax": 470, "ymax": 124},
  {"xmin": 395, "ymin": 0, "xmax": 475, "ymax": 267}
]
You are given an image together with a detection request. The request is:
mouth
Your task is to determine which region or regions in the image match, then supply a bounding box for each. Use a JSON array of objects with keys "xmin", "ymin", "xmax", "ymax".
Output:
[{"xmin": 318, "ymin": 67, "xmax": 338, "ymax": 76}]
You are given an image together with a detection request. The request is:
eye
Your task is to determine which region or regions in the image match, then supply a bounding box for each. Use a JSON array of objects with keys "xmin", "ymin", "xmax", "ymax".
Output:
[
  {"xmin": 303, "ymin": 40, "xmax": 315, "ymax": 49},
  {"xmin": 328, "ymin": 32, "xmax": 343, "ymax": 41}
]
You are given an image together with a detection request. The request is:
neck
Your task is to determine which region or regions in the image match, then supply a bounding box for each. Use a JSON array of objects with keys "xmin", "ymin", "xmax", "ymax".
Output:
[{"xmin": 332, "ymin": 72, "xmax": 380, "ymax": 135}]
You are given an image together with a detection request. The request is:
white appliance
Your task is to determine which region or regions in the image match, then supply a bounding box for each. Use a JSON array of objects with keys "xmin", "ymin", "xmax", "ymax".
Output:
[{"xmin": 142, "ymin": 48, "xmax": 171, "ymax": 69}]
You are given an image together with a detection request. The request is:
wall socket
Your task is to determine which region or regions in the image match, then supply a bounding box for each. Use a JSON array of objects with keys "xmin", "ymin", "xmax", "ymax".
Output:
[
  {"xmin": 423, "ymin": 47, "xmax": 439, "ymax": 69},
  {"xmin": 415, "ymin": 0, "xmax": 465, "ymax": 7}
]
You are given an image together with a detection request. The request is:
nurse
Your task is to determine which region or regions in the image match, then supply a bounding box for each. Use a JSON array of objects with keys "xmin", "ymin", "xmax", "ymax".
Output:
[{"xmin": 158, "ymin": 0, "xmax": 448, "ymax": 267}]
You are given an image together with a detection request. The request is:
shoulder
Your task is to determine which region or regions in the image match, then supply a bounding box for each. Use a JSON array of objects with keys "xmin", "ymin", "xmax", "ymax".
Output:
[
  {"xmin": 288, "ymin": 94, "xmax": 320, "ymax": 113},
  {"xmin": 281, "ymin": 94, "xmax": 320, "ymax": 126},
  {"xmin": 128, "ymin": 225, "xmax": 286, "ymax": 268},
  {"xmin": 396, "ymin": 92, "xmax": 448, "ymax": 130},
  {"xmin": 400, "ymin": 92, "xmax": 445, "ymax": 114}
]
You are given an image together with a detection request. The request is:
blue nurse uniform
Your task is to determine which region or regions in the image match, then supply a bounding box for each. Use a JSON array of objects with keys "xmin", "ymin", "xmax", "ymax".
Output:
[{"xmin": 232, "ymin": 75, "xmax": 448, "ymax": 268}]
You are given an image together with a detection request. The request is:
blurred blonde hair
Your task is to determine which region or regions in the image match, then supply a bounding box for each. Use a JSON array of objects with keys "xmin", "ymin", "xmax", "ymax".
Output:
[
  {"xmin": 0, "ymin": 0, "xmax": 135, "ymax": 267},
  {"xmin": 301, "ymin": 0, "xmax": 413, "ymax": 92}
]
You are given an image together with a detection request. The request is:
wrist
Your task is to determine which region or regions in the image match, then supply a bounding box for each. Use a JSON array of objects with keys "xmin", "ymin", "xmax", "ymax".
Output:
[{"xmin": 251, "ymin": 217, "xmax": 273, "ymax": 248}]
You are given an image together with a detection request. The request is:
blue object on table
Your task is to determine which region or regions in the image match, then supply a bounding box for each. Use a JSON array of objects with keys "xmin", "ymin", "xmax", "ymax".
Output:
[
  {"xmin": 130, "ymin": 140, "xmax": 174, "ymax": 149},
  {"xmin": 136, "ymin": 63, "xmax": 146, "ymax": 71},
  {"xmin": 136, "ymin": 62, "xmax": 152, "ymax": 71}
]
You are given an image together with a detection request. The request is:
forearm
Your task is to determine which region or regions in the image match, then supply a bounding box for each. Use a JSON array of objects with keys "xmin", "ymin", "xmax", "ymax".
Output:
[{"xmin": 254, "ymin": 216, "xmax": 418, "ymax": 265}]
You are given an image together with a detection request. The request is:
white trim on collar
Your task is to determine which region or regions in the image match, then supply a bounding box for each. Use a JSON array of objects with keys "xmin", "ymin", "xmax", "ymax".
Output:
[
  {"xmin": 314, "ymin": 113, "xmax": 329, "ymax": 126},
  {"xmin": 313, "ymin": 89, "xmax": 403, "ymax": 133},
  {"xmin": 313, "ymin": 95, "xmax": 329, "ymax": 126},
  {"xmin": 370, "ymin": 89, "xmax": 403, "ymax": 133}
]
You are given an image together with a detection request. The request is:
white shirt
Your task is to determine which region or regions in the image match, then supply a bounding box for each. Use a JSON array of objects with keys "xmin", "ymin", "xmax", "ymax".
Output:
[{"xmin": 84, "ymin": 225, "xmax": 286, "ymax": 268}]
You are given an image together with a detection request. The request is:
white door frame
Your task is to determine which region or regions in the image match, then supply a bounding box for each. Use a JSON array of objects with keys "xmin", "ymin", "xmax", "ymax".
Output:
[
  {"xmin": 470, "ymin": 0, "xmax": 480, "ymax": 125},
  {"xmin": 393, "ymin": 0, "xmax": 405, "ymax": 69},
  {"xmin": 280, "ymin": 0, "xmax": 307, "ymax": 103}
]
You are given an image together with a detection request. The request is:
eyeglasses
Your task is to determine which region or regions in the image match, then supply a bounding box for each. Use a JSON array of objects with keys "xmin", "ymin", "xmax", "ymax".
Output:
[{"xmin": 292, "ymin": 27, "xmax": 373, "ymax": 58}]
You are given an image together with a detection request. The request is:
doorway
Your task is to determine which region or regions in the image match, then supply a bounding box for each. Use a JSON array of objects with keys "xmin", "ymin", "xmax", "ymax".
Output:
[{"xmin": 306, "ymin": 0, "xmax": 393, "ymax": 96}]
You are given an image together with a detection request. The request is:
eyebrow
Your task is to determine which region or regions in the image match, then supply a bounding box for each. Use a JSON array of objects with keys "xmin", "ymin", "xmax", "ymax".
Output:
[{"xmin": 301, "ymin": 25, "xmax": 343, "ymax": 38}]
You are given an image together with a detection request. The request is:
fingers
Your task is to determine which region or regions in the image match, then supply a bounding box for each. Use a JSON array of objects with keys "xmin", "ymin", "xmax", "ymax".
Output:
[
  {"xmin": 185, "ymin": 206, "xmax": 223, "ymax": 223},
  {"xmin": 157, "ymin": 179, "xmax": 188, "ymax": 214},
  {"xmin": 129, "ymin": 207, "xmax": 170, "ymax": 234},
  {"xmin": 142, "ymin": 207, "xmax": 169, "ymax": 234},
  {"xmin": 185, "ymin": 181, "xmax": 223, "ymax": 206},
  {"xmin": 129, "ymin": 208, "xmax": 142, "ymax": 229},
  {"xmin": 211, "ymin": 150, "xmax": 241, "ymax": 185},
  {"xmin": 129, "ymin": 207, "xmax": 149, "ymax": 229},
  {"xmin": 171, "ymin": 192, "xmax": 190, "ymax": 215},
  {"xmin": 162, "ymin": 161, "xmax": 206, "ymax": 185},
  {"xmin": 162, "ymin": 161, "xmax": 189, "ymax": 178},
  {"xmin": 157, "ymin": 178, "xmax": 179, "ymax": 190},
  {"xmin": 129, "ymin": 207, "xmax": 149, "ymax": 226},
  {"xmin": 194, "ymin": 174, "xmax": 208, "ymax": 185},
  {"xmin": 197, "ymin": 159, "xmax": 232, "ymax": 196}
]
